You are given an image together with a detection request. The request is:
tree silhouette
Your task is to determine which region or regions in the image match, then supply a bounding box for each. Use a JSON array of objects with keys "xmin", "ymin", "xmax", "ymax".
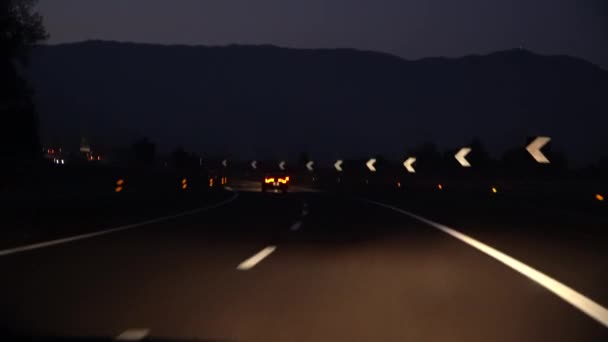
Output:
[
  {"xmin": 469, "ymin": 138, "xmax": 491, "ymax": 167},
  {"xmin": 409, "ymin": 142, "xmax": 442, "ymax": 175},
  {"xmin": 1, "ymin": 0, "xmax": 48, "ymax": 172},
  {"xmin": 172, "ymin": 146, "xmax": 191, "ymax": 169},
  {"xmin": 132, "ymin": 137, "xmax": 156, "ymax": 166},
  {"xmin": 298, "ymin": 151, "xmax": 310, "ymax": 168}
]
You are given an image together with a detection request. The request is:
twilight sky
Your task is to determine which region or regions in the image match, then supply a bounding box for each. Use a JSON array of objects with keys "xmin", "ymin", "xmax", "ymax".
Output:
[{"xmin": 37, "ymin": 0, "xmax": 608, "ymax": 68}]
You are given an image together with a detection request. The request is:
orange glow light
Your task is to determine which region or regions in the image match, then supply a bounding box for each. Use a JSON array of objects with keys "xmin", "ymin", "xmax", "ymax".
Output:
[
  {"xmin": 182, "ymin": 178, "xmax": 187, "ymax": 184},
  {"xmin": 437, "ymin": 184, "xmax": 443, "ymax": 190},
  {"xmin": 596, "ymin": 194, "xmax": 604, "ymax": 201},
  {"xmin": 115, "ymin": 186, "xmax": 123, "ymax": 193},
  {"xmin": 265, "ymin": 178, "xmax": 275, "ymax": 183},
  {"xmin": 116, "ymin": 179, "xmax": 125, "ymax": 186},
  {"xmin": 491, "ymin": 187, "xmax": 498, "ymax": 193},
  {"xmin": 397, "ymin": 182, "xmax": 401, "ymax": 188}
]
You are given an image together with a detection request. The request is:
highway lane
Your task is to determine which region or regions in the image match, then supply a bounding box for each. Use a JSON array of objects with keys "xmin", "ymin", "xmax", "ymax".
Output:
[
  {"xmin": 0, "ymin": 186, "xmax": 606, "ymax": 341},
  {"xmin": 0, "ymin": 189, "xmax": 234, "ymax": 250}
]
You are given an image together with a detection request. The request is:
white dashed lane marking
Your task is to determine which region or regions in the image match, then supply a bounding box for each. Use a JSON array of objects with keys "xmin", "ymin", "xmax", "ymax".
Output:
[
  {"xmin": 115, "ymin": 329, "xmax": 149, "ymax": 341},
  {"xmin": 290, "ymin": 221, "xmax": 303, "ymax": 231},
  {"xmin": 237, "ymin": 246, "xmax": 277, "ymax": 270},
  {"xmin": 301, "ymin": 201, "xmax": 309, "ymax": 216}
]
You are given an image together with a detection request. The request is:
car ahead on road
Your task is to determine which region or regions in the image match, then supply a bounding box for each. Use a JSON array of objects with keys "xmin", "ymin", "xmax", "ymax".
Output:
[{"xmin": 262, "ymin": 174, "xmax": 290, "ymax": 193}]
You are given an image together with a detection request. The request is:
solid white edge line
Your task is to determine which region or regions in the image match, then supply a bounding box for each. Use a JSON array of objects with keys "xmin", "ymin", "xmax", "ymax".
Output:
[
  {"xmin": 362, "ymin": 198, "xmax": 608, "ymax": 328},
  {"xmin": 237, "ymin": 246, "xmax": 276, "ymax": 270},
  {"xmin": 115, "ymin": 328, "xmax": 150, "ymax": 341},
  {"xmin": 290, "ymin": 221, "xmax": 303, "ymax": 231},
  {"xmin": 0, "ymin": 192, "xmax": 239, "ymax": 257}
]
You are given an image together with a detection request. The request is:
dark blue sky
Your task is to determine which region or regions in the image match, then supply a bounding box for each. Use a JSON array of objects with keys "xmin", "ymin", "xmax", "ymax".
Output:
[{"xmin": 37, "ymin": 0, "xmax": 608, "ymax": 69}]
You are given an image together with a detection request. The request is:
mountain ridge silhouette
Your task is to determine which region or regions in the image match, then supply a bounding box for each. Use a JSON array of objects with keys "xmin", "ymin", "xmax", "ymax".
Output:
[{"xmin": 26, "ymin": 40, "xmax": 608, "ymax": 164}]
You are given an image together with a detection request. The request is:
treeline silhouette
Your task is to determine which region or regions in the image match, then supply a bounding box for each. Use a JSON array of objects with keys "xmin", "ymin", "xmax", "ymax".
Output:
[
  {"xmin": 1, "ymin": 0, "xmax": 48, "ymax": 182},
  {"xmin": 128, "ymin": 134, "xmax": 608, "ymax": 178}
]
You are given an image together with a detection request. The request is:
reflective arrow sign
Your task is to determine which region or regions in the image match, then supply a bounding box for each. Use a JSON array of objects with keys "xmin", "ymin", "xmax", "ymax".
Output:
[
  {"xmin": 455, "ymin": 147, "xmax": 472, "ymax": 167},
  {"xmin": 279, "ymin": 161, "xmax": 286, "ymax": 170},
  {"xmin": 403, "ymin": 157, "xmax": 416, "ymax": 173},
  {"xmin": 334, "ymin": 160, "xmax": 343, "ymax": 172},
  {"xmin": 306, "ymin": 161, "xmax": 314, "ymax": 172},
  {"xmin": 526, "ymin": 136, "xmax": 551, "ymax": 164},
  {"xmin": 222, "ymin": 159, "xmax": 228, "ymax": 168},
  {"xmin": 366, "ymin": 158, "xmax": 377, "ymax": 172},
  {"xmin": 251, "ymin": 160, "xmax": 257, "ymax": 169}
]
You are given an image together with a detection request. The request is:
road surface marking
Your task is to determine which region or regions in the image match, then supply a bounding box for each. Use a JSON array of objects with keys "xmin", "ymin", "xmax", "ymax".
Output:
[
  {"xmin": 363, "ymin": 199, "xmax": 608, "ymax": 328},
  {"xmin": 115, "ymin": 328, "xmax": 149, "ymax": 341},
  {"xmin": 301, "ymin": 201, "xmax": 309, "ymax": 216},
  {"xmin": 237, "ymin": 246, "xmax": 276, "ymax": 270},
  {"xmin": 290, "ymin": 221, "xmax": 303, "ymax": 231},
  {"xmin": 0, "ymin": 193, "xmax": 239, "ymax": 257}
]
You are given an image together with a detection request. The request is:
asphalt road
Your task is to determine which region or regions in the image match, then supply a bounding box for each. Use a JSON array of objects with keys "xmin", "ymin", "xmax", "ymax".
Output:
[{"xmin": 1, "ymin": 181, "xmax": 607, "ymax": 341}]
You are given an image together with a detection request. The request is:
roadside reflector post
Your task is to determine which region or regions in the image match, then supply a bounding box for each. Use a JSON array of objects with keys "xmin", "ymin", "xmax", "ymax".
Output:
[
  {"xmin": 115, "ymin": 179, "xmax": 125, "ymax": 193},
  {"xmin": 181, "ymin": 178, "xmax": 188, "ymax": 190}
]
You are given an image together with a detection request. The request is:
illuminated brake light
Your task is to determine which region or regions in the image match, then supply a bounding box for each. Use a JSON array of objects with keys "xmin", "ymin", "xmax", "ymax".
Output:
[{"xmin": 265, "ymin": 178, "xmax": 275, "ymax": 183}]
